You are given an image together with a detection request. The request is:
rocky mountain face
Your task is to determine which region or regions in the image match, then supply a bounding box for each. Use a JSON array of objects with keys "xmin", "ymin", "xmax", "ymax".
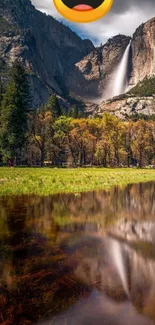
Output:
[
  {"xmin": 130, "ymin": 18, "xmax": 155, "ymax": 88},
  {"xmin": 0, "ymin": 0, "xmax": 94, "ymax": 107},
  {"xmin": 68, "ymin": 17, "xmax": 155, "ymax": 102},
  {"xmin": 74, "ymin": 17, "xmax": 155, "ymax": 117},
  {"xmin": 1, "ymin": 0, "xmax": 155, "ymax": 116},
  {"xmin": 66, "ymin": 35, "xmax": 131, "ymax": 100},
  {"xmin": 68, "ymin": 17, "xmax": 155, "ymax": 120}
]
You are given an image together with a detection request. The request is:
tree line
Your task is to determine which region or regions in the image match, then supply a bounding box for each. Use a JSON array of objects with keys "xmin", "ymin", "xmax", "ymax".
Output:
[{"xmin": 0, "ymin": 61, "xmax": 155, "ymax": 168}]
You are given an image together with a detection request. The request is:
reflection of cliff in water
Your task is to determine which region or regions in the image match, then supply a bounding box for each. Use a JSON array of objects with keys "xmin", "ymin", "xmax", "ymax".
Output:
[
  {"xmin": 40, "ymin": 234, "xmax": 155, "ymax": 325},
  {"xmin": 0, "ymin": 181, "xmax": 155, "ymax": 324},
  {"xmin": 2, "ymin": 228, "xmax": 155, "ymax": 324}
]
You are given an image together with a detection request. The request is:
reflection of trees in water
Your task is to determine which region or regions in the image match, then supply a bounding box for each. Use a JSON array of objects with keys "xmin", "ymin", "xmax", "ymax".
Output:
[
  {"xmin": 0, "ymin": 199, "xmax": 92, "ymax": 324},
  {"xmin": 108, "ymin": 182, "xmax": 155, "ymax": 221},
  {"xmin": 0, "ymin": 198, "xmax": 60, "ymax": 324},
  {"xmin": 52, "ymin": 182, "xmax": 155, "ymax": 227},
  {"xmin": 0, "ymin": 182, "xmax": 154, "ymax": 237},
  {"xmin": 0, "ymin": 196, "xmax": 58, "ymax": 242}
]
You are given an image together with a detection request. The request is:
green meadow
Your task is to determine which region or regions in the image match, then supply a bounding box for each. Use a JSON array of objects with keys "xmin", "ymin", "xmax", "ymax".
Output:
[{"xmin": 0, "ymin": 167, "xmax": 155, "ymax": 196}]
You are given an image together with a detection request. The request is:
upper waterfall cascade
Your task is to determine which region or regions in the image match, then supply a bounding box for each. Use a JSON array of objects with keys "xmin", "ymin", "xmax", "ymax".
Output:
[
  {"xmin": 111, "ymin": 40, "xmax": 131, "ymax": 98},
  {"xmin": 103, "ymin": 40, "xmax": 131, "ymax": 101}
]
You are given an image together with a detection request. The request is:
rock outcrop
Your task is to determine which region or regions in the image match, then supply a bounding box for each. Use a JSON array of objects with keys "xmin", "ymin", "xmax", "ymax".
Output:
[{"xmin": 97, "ymin": 96, "xmax": 155, "ymax": 119}]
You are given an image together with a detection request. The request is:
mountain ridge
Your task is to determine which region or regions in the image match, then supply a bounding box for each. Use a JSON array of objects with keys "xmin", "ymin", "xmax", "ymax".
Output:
[{"xmin": 1, "ymin": 0, "xmax": 155, "ymax": 117}]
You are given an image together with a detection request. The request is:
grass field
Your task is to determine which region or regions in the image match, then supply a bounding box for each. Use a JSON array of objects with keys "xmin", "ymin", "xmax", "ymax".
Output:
[{"xmin": 0, "ymin": 167, "xmax": 155, "ymax": 196}]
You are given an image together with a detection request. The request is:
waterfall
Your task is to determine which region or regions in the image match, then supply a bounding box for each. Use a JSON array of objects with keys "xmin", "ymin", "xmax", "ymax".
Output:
[
  {"xmin": 103, "ymin": 40, "xmax": 131, "ymax": 100},
  {"xmin": 111, "ymin": 40, "xmax": 131, "ymax": 97},
  {"xmin": 110, "ymin": 239, "xmax": 130, "ymax": 297}
]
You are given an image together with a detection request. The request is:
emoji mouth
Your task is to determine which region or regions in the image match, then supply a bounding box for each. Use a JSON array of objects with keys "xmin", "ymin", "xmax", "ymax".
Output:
[
  {"xmin": 73, "ymin": 5, "xmax": 93, "ymax": 11},
  {"xmin": 62, "ymin": 0, "xmax": 105, "ymax": 10}
]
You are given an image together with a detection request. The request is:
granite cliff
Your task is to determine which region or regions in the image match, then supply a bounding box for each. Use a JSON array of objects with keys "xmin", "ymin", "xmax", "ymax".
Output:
[
  {"xmin": 79, "ymin": 17, "xmax": 155, "ymax": 118},
  {"xmin": 0, "ymin": 0, "xmax": 94, "ymax": 107},
  {"xmin": 69, "ymin": 17, "xmax": 155, "ymax": 102},
  {"xmin": 130, "ymin": 18, "xmax": 155, "ymax": 88},
  {"xmin": 66, "ymin": 35, "xmax": 131, "ymax": 100}
]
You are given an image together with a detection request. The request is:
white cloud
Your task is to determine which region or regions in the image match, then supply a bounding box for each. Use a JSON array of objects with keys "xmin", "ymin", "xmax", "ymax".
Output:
[
  {"xmin": 32, "ymin": 0, "xmax": 61, "ymax": 18},
  {"xmin": 31, "ymin": 0, "xmax": 155, "ymax": 45}
]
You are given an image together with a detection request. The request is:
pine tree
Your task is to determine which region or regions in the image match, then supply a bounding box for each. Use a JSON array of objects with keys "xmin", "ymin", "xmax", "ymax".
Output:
[
  {"xmin": 69, "ymin": 105, "xmax": 79, "ymax": 118},
  {"xmin": 9, "ymin": 60, "xmax": 31, "ymax": 110},
  {"xmin": 0, "ymin": 58, "xmax": 6, "ymax": 113},
  {"xmin": 0, "ymin": 61, "xmax": 31, "ymax": 165},
  {"xmin": 46, "ymin": 94, "xmax": 63, "ymax": 119},
  {"xmin": 0, "ymin": 78, "xmax": 3, "ymax": 107},
  {"xmin": 0, "ymin": 78, "xmax": 4, "ymax": 120}
]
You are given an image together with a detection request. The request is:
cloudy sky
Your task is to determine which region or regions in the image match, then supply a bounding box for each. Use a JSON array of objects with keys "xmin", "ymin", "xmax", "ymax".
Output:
[{"xmin": 31, "ymin": 0, "xmax": 155, "ymax": 45}]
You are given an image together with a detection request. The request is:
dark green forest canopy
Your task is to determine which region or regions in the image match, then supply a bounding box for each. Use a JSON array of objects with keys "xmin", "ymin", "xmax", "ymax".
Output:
[{"xmin": 129, "ymin": 76, "xmax": 155, "ymax": 97}]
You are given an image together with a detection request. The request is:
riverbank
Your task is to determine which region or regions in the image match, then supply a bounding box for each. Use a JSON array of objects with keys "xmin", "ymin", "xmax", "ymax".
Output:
[{"xmin": 0, "ymin": 168, "xmax": 155, "ymax": 196}]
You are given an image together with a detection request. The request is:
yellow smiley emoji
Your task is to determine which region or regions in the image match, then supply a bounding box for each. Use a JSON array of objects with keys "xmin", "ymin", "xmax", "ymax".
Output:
[{"xmin": 53, "ymin": 0, "xmax": 114, "ymax": 23}]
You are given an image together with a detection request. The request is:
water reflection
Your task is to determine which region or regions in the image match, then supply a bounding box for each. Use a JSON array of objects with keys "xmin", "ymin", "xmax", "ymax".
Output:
[{"xmin": 0, "ymin": 182, "xmax": 155, "ymax": 324}]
